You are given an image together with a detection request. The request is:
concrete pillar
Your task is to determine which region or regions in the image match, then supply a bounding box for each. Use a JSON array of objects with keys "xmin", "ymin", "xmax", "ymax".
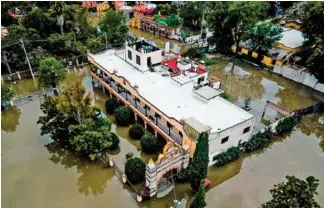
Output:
[
  {"xmin": 144, "ymin": 122, "xmax": 147, "ymax": 130},
  {"xmin": 16, "ymin": 71, "xmax": 21, "ymax": 80},
  {"xmin": 122, "ymin": 174, "xmax": 127, "ymax": 183},
  {"xmin": 154, "ymin": 130, "xmax": 157, "ymax": 137},
  {"xmin": 145, "ymin": 159, "xmax": 157, "ymax": 197},
  {"xmin": 134, "ymin": 114, "xmax": 138, "ymax": 122},
  {"xmin": 109, "ymin": 157, "xmax": 114, "ymax": 167},
  {"xmin": 109, "ymin": 90, "xmax": 112, "ymax": 98}
]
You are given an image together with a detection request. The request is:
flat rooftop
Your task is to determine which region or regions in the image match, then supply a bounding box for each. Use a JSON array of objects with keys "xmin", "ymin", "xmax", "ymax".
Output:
[
  {"xmin": 90, "ymin": 52, "xmax": 254, "ymax": 132},
  {"xmin": 277, "ymin": 27, "xmax": 305, "ymax": 49}
]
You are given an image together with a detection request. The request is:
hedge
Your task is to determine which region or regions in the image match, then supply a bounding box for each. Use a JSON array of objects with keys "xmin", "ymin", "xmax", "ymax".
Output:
[
  {"xmin": 275, "ymin": 116, "xmax": 299, "ymax": 135},
  {"xmin": 114, "ymin": 106, "xmax": 132, "ymax": 126},
  {"xmin": 105, "ymin": 98, "xmax": 119, "ymax": 114},
  {"xmin": 213, "ymin": 146, "xmax": 241, "ymax": 166},
  {"xmin": 129, "ymin": 124, "xmax": 145, "ymax": 140},
  {"xmin": 109, "ymin": 132, "xmax": 120, "ymax": 150},
  {"xmin": 242, "ymin": 127, "xmax": 272, "ymax": 152},
  {"xmin": 125, "ymin": 157, "xmax": 146, "ymax": 184}
]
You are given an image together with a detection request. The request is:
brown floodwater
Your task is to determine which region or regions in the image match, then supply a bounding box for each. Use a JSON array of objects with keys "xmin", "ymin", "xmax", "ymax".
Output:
[{"xmin": 2, "ymin": 64, "xmax": 324, "ymax": 207}]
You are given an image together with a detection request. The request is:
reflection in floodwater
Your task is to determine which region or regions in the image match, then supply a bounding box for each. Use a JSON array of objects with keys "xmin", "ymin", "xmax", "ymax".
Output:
[
  {"xmin": 1, "ymin": 106, "xmax": 21, "ymax": 132},
  {"xmin": 298, "ymin": 113, "xmax": 324, "ymax": 151},
  {"xmin": 45, "ymin": 142, "xmax": 114, "ymax": 196}
]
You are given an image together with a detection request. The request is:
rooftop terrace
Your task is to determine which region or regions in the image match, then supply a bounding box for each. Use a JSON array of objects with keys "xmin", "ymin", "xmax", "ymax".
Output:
[{"xmin": 90, "ymin": 51, "xmax": 254, "ymax": 132}]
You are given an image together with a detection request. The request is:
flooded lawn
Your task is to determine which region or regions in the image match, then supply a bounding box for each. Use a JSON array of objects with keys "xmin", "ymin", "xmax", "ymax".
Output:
[{"xmin": 2, "ymin": 66, "xmax": 324, "ymax": 208}]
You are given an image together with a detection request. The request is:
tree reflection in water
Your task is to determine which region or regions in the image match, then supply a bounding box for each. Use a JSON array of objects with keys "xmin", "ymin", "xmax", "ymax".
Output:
[
  {"xmin": 1, "ymin": 106, "xmax": 21, "ymax": 132},
  {"xmin": 210, "ymin": 63, "xmax": 265, "ymax": 103},
  {"xmin": 298, "ymin": 113, "xmax": 324, "ymax": 151},
  {"xmin": 45, "ymin": 142, "xmax": 115, "ymax": 196}
]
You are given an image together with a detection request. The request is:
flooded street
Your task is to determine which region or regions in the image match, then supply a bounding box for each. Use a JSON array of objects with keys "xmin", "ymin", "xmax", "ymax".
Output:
[{"xmin": 2, "ymin": 34, "xmax": 324, "ymax": 207}]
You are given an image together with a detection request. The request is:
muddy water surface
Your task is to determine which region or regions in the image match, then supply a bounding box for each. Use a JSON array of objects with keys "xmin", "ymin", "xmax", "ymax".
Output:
[{"xmin": 2, "ymin": 64, "xmax": 324, "ymax": 207}]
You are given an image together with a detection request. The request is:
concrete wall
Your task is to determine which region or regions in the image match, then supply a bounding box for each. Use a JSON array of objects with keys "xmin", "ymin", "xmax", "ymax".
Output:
[
  {"xmin": 208, "ymin": 117, "xmax": 255, "ymax": 166},
  {"xmin": 125, "ymin": 45, "xmax": 162, "ymax": 72},
  {"xmin": 190, "ymin": 73, "xmax": 208, "ymax": 84}
]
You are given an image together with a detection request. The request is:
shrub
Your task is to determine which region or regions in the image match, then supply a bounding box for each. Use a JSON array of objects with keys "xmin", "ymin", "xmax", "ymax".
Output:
[
  {"xmin": 140, "ymin": 133, "xmax": 157, "ymax": 153},
  {"xmin": 109, "ymin": 132, "xmax": 120, "ymax": 150},
  {"xmin": 176, "ymin": 165, "xmax": 190, "ymax": 182},
  {"xmin": 184, "ymin": 48, "xmax": 202, "ymax": 59},
  {"xmin": 125, "ymin": 157, "xmax": 146, "ymax": 184},
  {"xmin": 220, "ymin": 93, "xmax": 229, "ymax": 100},
  {"xmin": 129, "ymin": 124, "xmax": 145, "ymax": 140},
  {"xmin": 243, "ymin": 127, "xmax": 272, "ymax": 152},
  {"xmin": 275, "ymin": 116, "xmax": 299, "ymax": 135},
  {"xmin": 202, "ymin": 58, "xmax": 217, "ymax": 66},
  {"xmin": 114, "ymin": 106, "xmax": 132, "ymax": 126},
  {"xmin": 105, "ymin": 98, "xmax": 119, "ymax": 114},
  {"xmin": 125, "ymin": 152, "xmax": 134, "ymax": 160},
  {"xmin": 213, "ymin": 146, "xmax": 241, "ymax": 166}
]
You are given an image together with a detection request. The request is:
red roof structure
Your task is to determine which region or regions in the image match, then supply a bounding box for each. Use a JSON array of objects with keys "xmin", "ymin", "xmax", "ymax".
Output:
[
  {"xmin": 205, "ymin": 178, "xmax": 211, "ymax": 187},
  {"xmin": 164, "ymin": 59, "xmax": 180, "ymax": 73},
  {"xmin": 82, "ymin": 1, "xmax": 97, "ymax": 8}
]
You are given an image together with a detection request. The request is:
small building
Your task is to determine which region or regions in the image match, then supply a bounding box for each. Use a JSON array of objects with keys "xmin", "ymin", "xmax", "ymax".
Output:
[{"xmin": 275, "ymin": 26, "xmax": 306, "ymax": 52}]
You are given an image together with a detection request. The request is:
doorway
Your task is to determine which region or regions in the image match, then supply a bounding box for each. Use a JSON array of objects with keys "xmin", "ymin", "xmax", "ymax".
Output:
[{"xmin": 147, "ymin": 57, "xmax": 152, "ymax": 67}]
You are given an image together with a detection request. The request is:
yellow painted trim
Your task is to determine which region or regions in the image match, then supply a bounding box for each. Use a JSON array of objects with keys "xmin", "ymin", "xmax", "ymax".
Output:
[
  {"xmin": 252, "ymin": 52, "xmax": 258, "ymax": 58},
  {"xmin": 242, "ymin": 48, "xmax": 249, "ymax": 55}
]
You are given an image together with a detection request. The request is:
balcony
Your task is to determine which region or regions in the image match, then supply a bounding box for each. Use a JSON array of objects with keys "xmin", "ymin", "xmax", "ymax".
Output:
[{"xmin": 94, "ymin": 72, "xmax": 183, "ymax": 145}]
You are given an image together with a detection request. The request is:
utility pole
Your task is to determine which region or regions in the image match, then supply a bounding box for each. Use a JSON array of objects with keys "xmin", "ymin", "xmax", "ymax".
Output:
[
  {"xmin": 20, "ymin": 39, "xmax": 35, "ymax": 80},
  {"xmin": 104, "ymin": 32, "xmax": 108, "ymax": 49}
]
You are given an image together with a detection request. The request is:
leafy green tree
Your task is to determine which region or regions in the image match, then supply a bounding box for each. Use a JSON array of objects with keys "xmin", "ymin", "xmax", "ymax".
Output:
[
  {"xmin": 190, "ymin": 180, "xmax": 207, "ymax": 208},
  {"xmin": 114, "ymin": 106, "xmax": 132, "ymax": 126},
  {"xmin": 140, "ymin": 133, "xmax": 157, "ymax": 153},
  {"xmin": 261, "ymin": 175, "xmax": 321, "ymax": 208},
  {"xmin": 129, "ymin": 124, "xmax": 145, "ymax": 140},
  {"xmin": 189, "ymin": 132, "xmax": 209, "ymax": 191},
  {"xmin": 37, "ymin": 96, "xmax": 72, "ymax": 144},
  {"xmin": 155, "ymin": 4, "xmax": 178, "ymax": 16},
  {"xmin": 1, "ymin": 80, "xmax": 14, "ymax": 101},
  {"xmin": 166, "ymin": 14, "xmax": 181, "ymax": 28},
  {"xmin": 98, "ymin": 9, "xmax": 128, "ymax": 44},
  {"xmin": 207, "ymin": 2, "xmax": 234, "ymax": 53},
  {"xmin": 86, "ymin": 37, "xmax": 105, "ymax": 54},
  {"xmin": 180, "ymin": 2, "xmax": 203, "ymax": 30},
  {"xmin": 184, "ymin": 48, "xmax": 202, "ymax": 59},
  {"xmin": 51, "ymin": 1, "xmax": 66, "ymax": 35},
  {"xmin": 125, "ymin": 157, "xmax": 146, "ymax": 184},
  {"xmin": 38, "ymin": 57, "xmax": 66, "ymax": 88},
  {"xmin": 105, "ymin": 98, "xmax": 120, "ymax": 114},
  {"xmin": 306, "ymin": 40, "xmax": 324, "ymax": 83},
  {"xmin": 57, "ymin": 80, "xmax": 92, "ymax": 124},
  {"xmin": 227, "ymin": 2, "xmax": 263, "ymax": 48},
  {"xmin": 243, "ymin": 24, "xmax": 283, "ymax": 53},
  {"xmin": 28, "ymin": 46, "xmax": 50, "ymax": 69},
  {"xmin": 301, "ymin": 2, "xmax": 324, "ymax": 41}
]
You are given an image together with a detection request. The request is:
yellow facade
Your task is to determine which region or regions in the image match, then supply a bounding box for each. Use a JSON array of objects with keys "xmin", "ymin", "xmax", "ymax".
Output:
[{"xmin": 284, "ymin": 22, "xmax": 301, "ymax": 30}]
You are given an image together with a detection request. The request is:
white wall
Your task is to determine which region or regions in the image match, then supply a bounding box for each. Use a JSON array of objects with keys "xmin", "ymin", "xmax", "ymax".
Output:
[
  {"xmin": 208, "ymin": 117, "xmax": 255, "ymax": 166},
  {"xmin": 190, "ymin": 73, "xmax": 208, "ymax": 84},
  {"xmin": 125, "ymin": 45, "xmax": 162, "ymax": 72}
]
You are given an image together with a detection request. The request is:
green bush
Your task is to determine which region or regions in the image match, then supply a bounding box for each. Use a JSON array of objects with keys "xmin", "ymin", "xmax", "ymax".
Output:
[
  {"xmin": 176, "ymin": 165, "xmax": 190, "ymax": 182},
  {"xmin": 213, "ymin": 146, "xmax": 241, "ymax": 166},
  {"xmin": 114, "ymin": 106, "xmax": 132, "ymax": 126},
  {"xmin": 140, "ymin": 133, "xmax": 157, "ymax": 153},
  {"xmin": 275, "ymin": 116, "xmax": 299, "ymax": 135},
  {"xmin": 125, "ymin": 157, "xmax": 146, "ymax": 184},
  {"xmin": 129, "ymin": 124, "xmax": 145, "ymax": 140},
  {"xmin": 109, "ymin": 132, "xmax": 120, "ymax": 150},
  {"xmin": 105, "ymin": 98, "xmax": 119, "ymax": 114},
  {"xmin": 184, "ymin": 48, "xmax": 202, "ymax": 59},
  {"xmin": 243, "ymin": 127, "xmax": 272, "ymax": 152},
  {"xmin": 220, "ymin": 93, "xmax": 229, "ymax": 100},
  {"xmin": 201, "ymin": 58, "xmax": 217, "ymax": 66},
  {"xmin": 125, "ymin": 152, "xmax": 134, "ymax": 160}
]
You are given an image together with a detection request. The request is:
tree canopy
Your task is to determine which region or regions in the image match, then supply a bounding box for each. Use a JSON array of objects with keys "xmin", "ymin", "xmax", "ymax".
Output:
[
  {"xmin": 1, "ymin": 80, "xmax": 14, "ymax": 101},
  {"xmin": 38, "ymin": 57, "xmax": 66, "ymax": 88},
  {"xmin": 98, "ymin": 9, "xmax": 128, "ymax": 44},
  {"xmin": 243, "ymin": 24, "xmax": 283, "ymax": 53},
  {"xmin": 190, "ymin": 180, "xmax": 207, "ymax": 208},
  {"xmin": 261, "ymin": 175, "xmax": 321, "ymax": 208},
  {"xmin": 37, "ymin": 80, "xmax": 118, "ymax": 160},
  {"xmin": 189, "ymin": 132, "xmax": 209, "ymax": 191},
  {"xmin": 180, "ymin": 2, "xmax": 203, "ymax": 31}
]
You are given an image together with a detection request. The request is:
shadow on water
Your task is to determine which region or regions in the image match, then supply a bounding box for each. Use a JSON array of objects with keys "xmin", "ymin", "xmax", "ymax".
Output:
[
  {"xmin": 45, "ymin": 142, "xmax": 115, "ymax": 196},
  {"xmin": 1, "ymin": 106, "xmax": 21, "ymax": 132}
]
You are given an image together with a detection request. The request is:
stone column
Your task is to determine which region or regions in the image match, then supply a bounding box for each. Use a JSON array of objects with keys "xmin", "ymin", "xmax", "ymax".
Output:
[
  {"xmin": 134, "ymin": 114, "xmax": 138, "ymax": 123},
  {"xmin": 144, "ymin": 122, "xmax": 147, "ymax": 130},
  {"xmin": 154, "ymin": 131, "xmax": 157, "ymax": 137},
  {"xmin": 145, "ymin": 158, "xmax": 157, "ymax": 197}
]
